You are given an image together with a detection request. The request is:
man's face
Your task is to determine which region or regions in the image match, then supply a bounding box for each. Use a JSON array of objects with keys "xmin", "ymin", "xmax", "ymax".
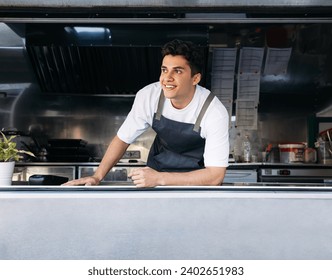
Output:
[{"xmin": 159, "ymin": 54, "xmax": 201, "ymax": 109}]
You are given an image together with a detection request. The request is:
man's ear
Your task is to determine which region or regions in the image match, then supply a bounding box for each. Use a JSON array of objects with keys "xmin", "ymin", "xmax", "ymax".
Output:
[{"xmin": 193, "ymin": 73, "xmax": 201, "ymax": 85}]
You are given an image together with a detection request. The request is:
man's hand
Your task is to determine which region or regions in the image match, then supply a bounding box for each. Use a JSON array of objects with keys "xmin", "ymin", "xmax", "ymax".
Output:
[
  {"xmin": 128, "ymin": 167, "xmax": 161, "ymax": 188},
  {"xmin": 62, "ymin": 176, "xmax": 100, "ymax": 186}
]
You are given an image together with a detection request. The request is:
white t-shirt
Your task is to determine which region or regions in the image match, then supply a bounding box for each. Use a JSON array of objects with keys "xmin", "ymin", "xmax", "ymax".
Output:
[{"xmin": 117, "ymin": 82, "xmax": 229, "ymax": 167}]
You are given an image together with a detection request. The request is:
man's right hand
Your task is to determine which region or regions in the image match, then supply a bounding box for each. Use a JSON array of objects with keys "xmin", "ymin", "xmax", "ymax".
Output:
[{"xmin": 62, "ymin": 176, "xmax": 100, "ymax": 186}]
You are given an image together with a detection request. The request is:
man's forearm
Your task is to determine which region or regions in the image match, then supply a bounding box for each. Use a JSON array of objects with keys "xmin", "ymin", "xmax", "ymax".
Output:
[
  {"xmin": 94, "ymin": 135, "xmax": 130, "ymax": 182},
  {"xmin": 159, "ymin": 167, "xmax": 226, "ymax": 186}
]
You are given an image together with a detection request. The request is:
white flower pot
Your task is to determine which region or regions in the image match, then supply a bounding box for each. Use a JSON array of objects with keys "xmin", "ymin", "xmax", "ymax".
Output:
[{"xmin": 0, "ymin": 161, "xmax": 15, "ymax": 186}]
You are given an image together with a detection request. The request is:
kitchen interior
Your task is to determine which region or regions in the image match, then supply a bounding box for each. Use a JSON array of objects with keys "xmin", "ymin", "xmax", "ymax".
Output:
[
  {"xmin": 1, "ymin": 13, "xmax": 332, "ymax": 186},
  {"xmin": 1, "ymin": 1, "xmax": 332, "ymax": 260}
]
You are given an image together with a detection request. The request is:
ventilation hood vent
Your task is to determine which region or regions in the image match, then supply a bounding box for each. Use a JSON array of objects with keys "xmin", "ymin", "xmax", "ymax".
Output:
[{"xmin": 25, "ymin": 24, "xmax": 208, "ymax": 95}]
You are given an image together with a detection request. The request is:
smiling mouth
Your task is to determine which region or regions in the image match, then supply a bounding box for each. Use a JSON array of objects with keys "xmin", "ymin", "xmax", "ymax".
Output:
[{"xmin": 164, "ymin": 84, "xmax": 176, "ymax": 89}]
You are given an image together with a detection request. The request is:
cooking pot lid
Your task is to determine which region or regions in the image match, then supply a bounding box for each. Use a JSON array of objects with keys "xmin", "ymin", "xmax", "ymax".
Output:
[{"xmin": 1, "ymin": 127, "xmax": 30, "ymax": 136}]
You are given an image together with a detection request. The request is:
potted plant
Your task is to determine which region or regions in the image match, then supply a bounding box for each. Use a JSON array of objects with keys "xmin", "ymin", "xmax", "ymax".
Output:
[{"xmin": 0, "ymin": 131, "xmax": 35, "ymax": 186}]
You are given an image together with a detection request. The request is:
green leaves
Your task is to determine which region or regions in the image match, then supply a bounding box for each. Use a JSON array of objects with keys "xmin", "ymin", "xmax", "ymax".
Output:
[{"xmin": 0, "ymin": 131, "xmax": 35, "ymax": 162}]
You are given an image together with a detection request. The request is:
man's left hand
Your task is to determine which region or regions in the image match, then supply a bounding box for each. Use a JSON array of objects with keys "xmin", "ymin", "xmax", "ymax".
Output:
[{"xmin": 128, "ymin": 167, "xmax": 161, "ymax": 188}]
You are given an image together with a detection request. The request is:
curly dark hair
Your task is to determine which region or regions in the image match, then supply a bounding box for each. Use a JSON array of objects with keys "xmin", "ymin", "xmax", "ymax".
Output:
[{"xmin": 161, "ymin": 39, "xmax": 204, "ymax": 76}]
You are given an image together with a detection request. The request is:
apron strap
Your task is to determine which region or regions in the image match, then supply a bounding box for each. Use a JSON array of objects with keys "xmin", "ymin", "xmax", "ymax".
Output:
[
  {"xmin": 155, "ymin": 90, "xmax": 165, "ymax": 121},
  {"xmin": 193, "ymin": 92, "xmax": 215, "ymax": 133}
]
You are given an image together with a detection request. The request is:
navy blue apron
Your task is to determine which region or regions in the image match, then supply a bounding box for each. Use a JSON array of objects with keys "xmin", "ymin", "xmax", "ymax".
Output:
[{"xmin": 147, "ymin": 90, "xmax": 215, "ymax": 172}]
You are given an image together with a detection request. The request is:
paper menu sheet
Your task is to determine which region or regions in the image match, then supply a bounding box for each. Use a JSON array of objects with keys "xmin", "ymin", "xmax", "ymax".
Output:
[
  {"xmin": 211, "ymin": 48, "xmax": 237, "ymax": 126},
  {"xmin": 238, "ymin": 47, "xmax": 264, "ymax": 74},
  {"xmin": 235, "ymin": 99, "xmax": 258, "ymax": 130},
  {"xmin": 263, "ymin": 47, "xmax": 292, "ymax": 75}
]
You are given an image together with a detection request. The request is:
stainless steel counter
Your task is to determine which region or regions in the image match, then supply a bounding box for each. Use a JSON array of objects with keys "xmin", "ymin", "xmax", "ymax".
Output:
[
  {"xmin": 3, "ymin": 183, "xmax": 332, "ymax": 191},
  {"xmin": 12, "ymin": 162, "xmax": 332, "ymax": 185},
  {"xmin": 14, "ymin": 161, "xmax": 332, "ymax": 167},
  {"xmin": 1, "ymin": 185, "xmax": 332, "ymax": 260}
]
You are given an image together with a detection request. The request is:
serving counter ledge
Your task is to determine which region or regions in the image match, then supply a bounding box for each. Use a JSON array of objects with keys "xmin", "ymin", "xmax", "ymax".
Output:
[
  {"xmin": 1, "ymin": 184, "xmax": 332, "ymax": 260},
  {"xmin": 14, "ymin": 161, "xmax": 332, "ymax": 167},
  {"xmin": 3, "ymin": 183, "xmax": 332, "ymax": 193}
]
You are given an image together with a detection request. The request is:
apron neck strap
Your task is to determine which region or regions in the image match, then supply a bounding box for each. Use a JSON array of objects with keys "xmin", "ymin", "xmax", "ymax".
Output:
[
  {"xmin": 193, "ymin": 92, "xmax": 215, "ymax": 133},
  {"xmin": 155, "ymin": 90, "xmax": 165, "ymax": 121}
]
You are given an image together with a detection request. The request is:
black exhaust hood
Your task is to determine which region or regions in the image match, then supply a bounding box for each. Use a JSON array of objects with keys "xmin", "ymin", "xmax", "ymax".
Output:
[
  {"xmin": 26, "ymin": 23, "xmax": 208, "ymax": 46},
  {"xmin": 25, "ymin": 24, "xmax": 209, "ymax": 95}
]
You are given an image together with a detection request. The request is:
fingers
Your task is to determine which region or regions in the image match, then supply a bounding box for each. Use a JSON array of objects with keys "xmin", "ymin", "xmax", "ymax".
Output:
[
  {"xmin": 61, "ymin": 179, "xmax": 82, "ymax": 186},
  {"xmin": 132, "ymin": 179, "xmax": 145, "ymax": 188},
  {"xmin": 128, "ymin": 168, "xmax": 144, "ymax": 187},
  {"xmin": 129, "ymin": 171, "xmax": 145, "ymax": 187},
  {"xmin": 62, "ymin": 177, "xmax": 97, "ymax": 186},
  {"xmin": 128, "ymin": 167, "xmax": 145, "ymax": 178},
  {"xmin": 128, "ymin": 168, "xmax": 143, "ymax": 184}
]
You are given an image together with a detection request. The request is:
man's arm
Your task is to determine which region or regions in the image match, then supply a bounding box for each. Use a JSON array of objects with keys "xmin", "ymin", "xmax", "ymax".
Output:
[
  {"xmin": 128, "ymin": 166, "xmax": 226, "ymax": 188},
  {"xmin": 63, "ymin": 135, "xmax": 129, "ymax": 186}
]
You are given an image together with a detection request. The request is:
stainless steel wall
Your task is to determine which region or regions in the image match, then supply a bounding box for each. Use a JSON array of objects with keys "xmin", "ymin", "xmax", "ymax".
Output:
[
  {"xmin": 1, "ymin": 82, "xmax": 311, "ymax": 162},
  {"xmin": 2, "ymin": 84, "xmax": 155, "ymax": 161}
]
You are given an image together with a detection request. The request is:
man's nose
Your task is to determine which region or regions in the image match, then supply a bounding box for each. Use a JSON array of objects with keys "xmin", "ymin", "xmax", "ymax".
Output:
[{"xmin": 165, "ymin": 72, "xmax": 174, "ymax": 81}]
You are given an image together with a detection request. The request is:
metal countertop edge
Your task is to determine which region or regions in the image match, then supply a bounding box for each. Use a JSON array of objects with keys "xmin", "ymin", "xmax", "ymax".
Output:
[
  {"xmin": 13, "ymin": 162, "xmax": 332, "ymax": 168},
  {"xmin": 2, "ymin": 185, "xmax": 332, "ymax": 191},
  {"xmin": 2, "ymin": 186, "xmax": 332, "ymax": 200}
]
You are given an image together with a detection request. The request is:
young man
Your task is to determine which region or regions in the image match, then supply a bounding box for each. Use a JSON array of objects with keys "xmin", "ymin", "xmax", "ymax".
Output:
[{"xmin": 64, "ymin": 39, "xmax": 229, "ymax": 187}]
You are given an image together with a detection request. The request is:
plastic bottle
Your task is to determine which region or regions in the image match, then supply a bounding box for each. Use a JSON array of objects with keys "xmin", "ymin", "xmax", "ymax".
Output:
[
  {"xmin": 233, "ymin": 133, "xmax": 242, "ymax": 162},
  {"xmin": 242, "ymin": 135, "xmax": 251, "ymax": 162}
]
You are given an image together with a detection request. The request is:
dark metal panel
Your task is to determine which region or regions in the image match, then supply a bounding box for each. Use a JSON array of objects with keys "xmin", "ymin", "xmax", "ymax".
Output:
[
  {"xmin": 26, "ymin": 46, "xmax": 163, "ymax": 94},
  {"xmin": 25, "ymin": 24, "xmax": 209, "ymax": 46},
  {"xmin": 1, "ymin": 0, "xmax": 332, "ymax": 24},
  {"xmin": 24, "ymin": 24, "xmax": 208, "ymax": 94},
  {"xmin": 0, "ymin": 0, "xmax": 332, "ymax": 8}
]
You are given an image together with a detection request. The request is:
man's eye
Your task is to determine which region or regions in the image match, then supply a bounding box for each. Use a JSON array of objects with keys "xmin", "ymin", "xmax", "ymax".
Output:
[
  {"xmin": 161, "ymin": 68, "xmax": 167, "ymax": 73},
  {"xmin": 176, "ymin": 70, "xmax": 182, "ymax": 74}
]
